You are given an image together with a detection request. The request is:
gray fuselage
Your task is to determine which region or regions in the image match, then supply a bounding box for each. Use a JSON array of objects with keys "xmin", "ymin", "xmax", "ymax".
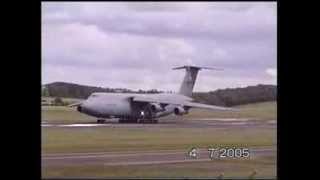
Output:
[{"xmin": 79, "ymin": 92, "xmax": 192, "ymax": 119}]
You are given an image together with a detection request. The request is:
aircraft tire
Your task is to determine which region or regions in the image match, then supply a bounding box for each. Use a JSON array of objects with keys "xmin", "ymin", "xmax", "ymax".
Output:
[{"xmin": 97, "ymin": 119, "xmax": 106, "ymax": 124}]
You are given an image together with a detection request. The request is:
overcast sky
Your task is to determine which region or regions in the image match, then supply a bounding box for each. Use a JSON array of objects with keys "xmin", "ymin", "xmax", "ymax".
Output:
[{"xmin": 42, "ymin": 2, "xmax": 277, "ymax": 92}]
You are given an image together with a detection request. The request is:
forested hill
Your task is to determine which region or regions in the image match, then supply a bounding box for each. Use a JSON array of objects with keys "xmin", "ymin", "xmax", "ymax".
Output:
[
  {"xmin": 42, "ymin": 82, "xmax": 276, "ymax": 107},
  {"xmin": 42, "ymin": 82, "xmax": 163, "ymax": 99},
  {"xmin": 192, "ymin": 84, "xmax": 276, "ymax": 106}
]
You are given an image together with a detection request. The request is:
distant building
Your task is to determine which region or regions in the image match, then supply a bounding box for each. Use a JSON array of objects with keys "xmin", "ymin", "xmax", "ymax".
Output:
[{"xmin": 41, "ymin": 98, "xmax": 53, "ymax": 106}]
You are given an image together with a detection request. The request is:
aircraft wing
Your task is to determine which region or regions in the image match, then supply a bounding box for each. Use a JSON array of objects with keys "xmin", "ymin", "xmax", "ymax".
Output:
[
  {"xmin": 132, "ymin": 96, "xmax": 235, "ymax": 111},
  {"xmin": 183, "ymin": 101, "xmax": 235, "ymax": 111}
]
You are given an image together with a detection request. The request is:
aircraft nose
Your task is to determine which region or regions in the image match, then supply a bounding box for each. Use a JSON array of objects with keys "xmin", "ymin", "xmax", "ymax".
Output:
[
  {"xmin": 77, "ymin": 105, "xmax": 82, "ymax": 112},
  {"xmin": 78, "ymin": 101, "xmax": 90, "ymax": 113},
  {"xmin": 77, "ymin": 101, "xmax": 98, "ymax": 116}
]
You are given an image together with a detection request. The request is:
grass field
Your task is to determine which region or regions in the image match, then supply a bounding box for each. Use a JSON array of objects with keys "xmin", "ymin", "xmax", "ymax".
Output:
[
  {"xmin": 42, "ymin": 100, "xmax": 276, "ymax": 178},
  {"xmin": 42, "ymin": 125, "xmax": 276, "ymax": 178},
  {"xmin": 42, "ymin": 106, "xmax": 96, "ymax": 123},
  {"xmin": 43, "ymin": 155, "xmax": 276, "ymax": 178},
  {"xmin": 42, "ymin": 126, "xmax": 275, "ymax": 154}
]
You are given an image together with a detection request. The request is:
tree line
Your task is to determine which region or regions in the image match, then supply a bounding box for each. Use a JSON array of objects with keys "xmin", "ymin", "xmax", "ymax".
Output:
[
  {"xmin": 192, "ymin": 84, "xmax": 276, "ymax": 106},
  {"xmin": 42, "ymin": 82, "xmax": 276, "ymax": 106}
]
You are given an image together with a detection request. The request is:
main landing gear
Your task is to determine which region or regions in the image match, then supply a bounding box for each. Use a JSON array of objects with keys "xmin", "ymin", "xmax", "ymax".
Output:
[
  {"xmin": 137, "ymin": 106, "xmax": 158, "ymax": 123},
  {"xmin": 96, "ymin": 118, "xmax": 158, "ymax": 124},
  {"xmin": 97, "ymin": 119, "xmax": 106, "ymax": 124},
  {"xmin": 118, "ymin": 117, "xmax": 158, "ymax": 124}
]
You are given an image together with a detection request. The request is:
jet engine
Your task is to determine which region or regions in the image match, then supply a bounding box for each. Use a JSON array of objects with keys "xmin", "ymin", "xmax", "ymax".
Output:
[
  {"xmin": 150, "ymin": 103, "xmax": 164, "ymax": 113},
  {"xmin": 174, "ymin": 106, "xmax": 188, "ymax": 115}
]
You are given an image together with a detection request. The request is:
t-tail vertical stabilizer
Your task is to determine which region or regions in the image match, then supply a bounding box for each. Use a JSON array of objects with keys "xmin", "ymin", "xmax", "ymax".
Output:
[{"xmin": 172, "ymin": 66, "xmax": 222, "ymax": 97}]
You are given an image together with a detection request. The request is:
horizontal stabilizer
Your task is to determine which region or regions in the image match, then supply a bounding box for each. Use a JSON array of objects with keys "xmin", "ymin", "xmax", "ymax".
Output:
[{"xmin": 172, "ymin": 66, "xmax": 223, "ymax": 71}]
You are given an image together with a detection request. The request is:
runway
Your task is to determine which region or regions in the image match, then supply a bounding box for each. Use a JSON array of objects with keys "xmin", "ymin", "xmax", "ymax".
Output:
[
  {"xmin": 42, "ymin": 118, "xmax": 276, "ymax": 129},
  {"xmin": 42, "ymin": 147, "xmax": 276, "ymax": 167}
]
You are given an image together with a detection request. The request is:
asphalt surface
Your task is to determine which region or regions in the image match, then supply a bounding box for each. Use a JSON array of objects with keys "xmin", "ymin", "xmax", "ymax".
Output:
[{"xmin": 42, "ymin": 118, "xmax": 276, "ymax": 129}]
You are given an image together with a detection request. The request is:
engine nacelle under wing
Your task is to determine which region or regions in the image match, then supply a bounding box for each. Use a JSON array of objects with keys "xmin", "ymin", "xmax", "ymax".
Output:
[
  {"xmin": 150, "ymin": 103, "xmax": 164, "ymax": 113},
  {"xmin": 174, "ymin": 106, "xmax": 188, "ymax": 115}
]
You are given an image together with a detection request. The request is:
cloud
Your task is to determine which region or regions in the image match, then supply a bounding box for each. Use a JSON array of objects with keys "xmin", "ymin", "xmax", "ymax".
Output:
[
  {"xmin": 42, "ymin": 2, "xmax": 276, "ymax": 41},
  {"xmin": 265, "ymin": 68, "xmax": 277, "ymax": 85},
  {"xmin": 42, "ymin": 2, "xmax": 277, "ymax": 91},
  {"xmin": 266, "ymin": 68, "xmax": 277, "ymax": 77}
]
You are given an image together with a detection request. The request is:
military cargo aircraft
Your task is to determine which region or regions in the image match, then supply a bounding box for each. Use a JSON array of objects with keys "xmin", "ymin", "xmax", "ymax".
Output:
[{"xmin": 69, "ymin": 66, "xmax": 235, "ymax": 123}]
